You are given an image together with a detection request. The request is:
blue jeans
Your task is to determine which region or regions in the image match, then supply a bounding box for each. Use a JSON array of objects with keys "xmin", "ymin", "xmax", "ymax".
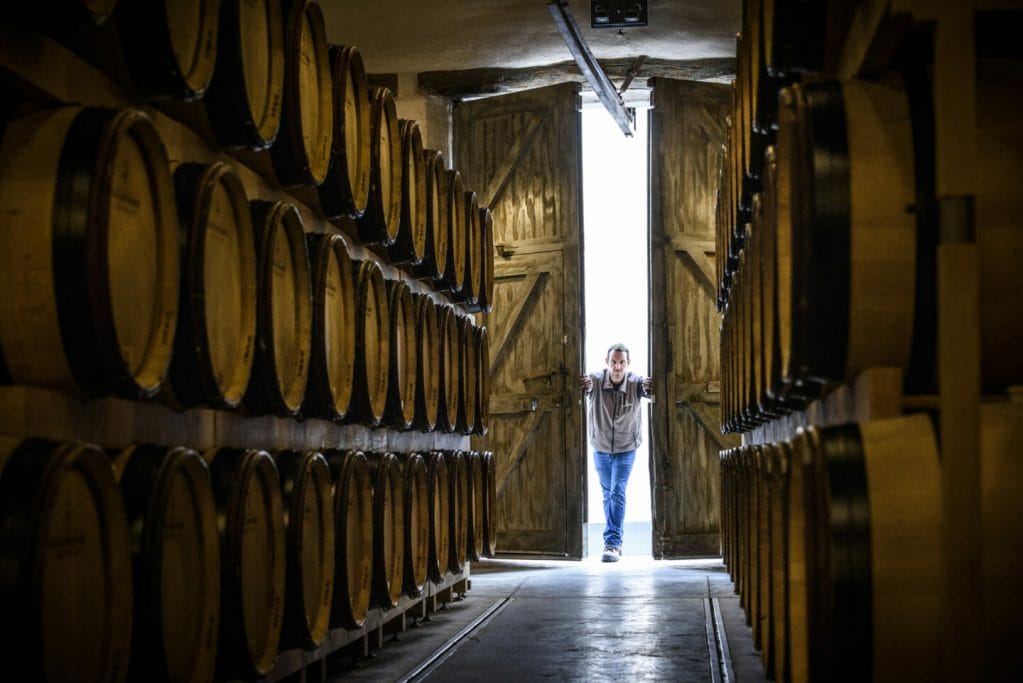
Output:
[{"xmin": 593, "ymin": 450, "xmax": 636, "ymax": 548}]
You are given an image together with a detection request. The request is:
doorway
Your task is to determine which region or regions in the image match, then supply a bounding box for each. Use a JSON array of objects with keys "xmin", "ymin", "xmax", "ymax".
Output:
[{"xmin": 581, "ymin": 102, "xmax": 652, "ymax": 559}]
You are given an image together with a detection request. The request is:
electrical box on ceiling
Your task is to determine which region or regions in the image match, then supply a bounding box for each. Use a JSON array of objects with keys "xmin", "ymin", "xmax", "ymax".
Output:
[{"xmin": 591, "ymin": 1, "xmax": 648, "ymax": 28}]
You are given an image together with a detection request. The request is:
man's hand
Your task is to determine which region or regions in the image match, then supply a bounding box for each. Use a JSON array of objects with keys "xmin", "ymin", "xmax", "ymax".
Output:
[
  {"xmin": 643, "ymin": 376, "xmax": 654, "ymax": 395},
  {"xmin": 579, "ymin": 374, "xmax": 593, "ymax": 392}
]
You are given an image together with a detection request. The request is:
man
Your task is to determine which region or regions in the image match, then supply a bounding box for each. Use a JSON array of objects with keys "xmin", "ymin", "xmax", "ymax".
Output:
[{"xmin": 579, "ymin": 343, "xmax": 653, "ymax": 562}]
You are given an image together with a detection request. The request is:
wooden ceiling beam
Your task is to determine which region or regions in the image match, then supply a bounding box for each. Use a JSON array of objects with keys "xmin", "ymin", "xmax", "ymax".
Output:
[{"xmin": 413, "ymin": 57, "xmax": 735, "ymax": 100}]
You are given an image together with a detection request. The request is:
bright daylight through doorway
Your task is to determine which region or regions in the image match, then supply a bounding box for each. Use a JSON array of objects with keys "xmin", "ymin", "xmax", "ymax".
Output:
[{"xmin": 581, "ymin": 103, "xmax": 652, "ymax": 559}]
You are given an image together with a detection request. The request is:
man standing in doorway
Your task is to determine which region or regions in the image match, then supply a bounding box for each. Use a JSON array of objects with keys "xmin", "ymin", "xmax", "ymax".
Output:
[{"xmin": 579, "ymin": 343, "xmax": 653, "ymax": 562}]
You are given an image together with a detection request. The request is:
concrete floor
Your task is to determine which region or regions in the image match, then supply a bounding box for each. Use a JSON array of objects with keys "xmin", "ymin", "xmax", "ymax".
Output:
[{"xmin": 329, "ymin": 554, "xmax": 769, "ymax": 682}]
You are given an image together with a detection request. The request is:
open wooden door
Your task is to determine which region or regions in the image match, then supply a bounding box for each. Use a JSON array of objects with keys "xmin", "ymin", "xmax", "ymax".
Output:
[
  {"xmin": 648, "ymin": 78, "xmax": 740, "ymax": 558},
  {"xmin": 453, "ymin": 83, "xmax": 585, "ymax": 559}
]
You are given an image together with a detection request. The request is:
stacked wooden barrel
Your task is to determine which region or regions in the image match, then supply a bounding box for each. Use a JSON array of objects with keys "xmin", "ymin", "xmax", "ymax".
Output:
[
  {"xmin": 0, "ymin": 441, "xmax": 497, "ymax": 680},
  {"xmin": 718, "ymin": 2, "xmax": 1023, "ymax": 681},
  {"xmin": 0, "ymin": 1, "xmax": 500, "ymax": 681},
  {"xmin": 0, "ymin": 10, "xmax": 497, "ymax": 433},
  {"xmin": 720, "ymin": 416, "xmax": 947, "ymax": 682}
]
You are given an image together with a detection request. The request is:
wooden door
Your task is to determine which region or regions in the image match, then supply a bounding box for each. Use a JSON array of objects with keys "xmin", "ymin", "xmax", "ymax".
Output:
[
  {"xmin": 453, "ymin": 83, "xmax": 585, "ymax": 558},
  {"xmin": 648, "ymin": 79, "xmax": 740, "ymax": 557}
]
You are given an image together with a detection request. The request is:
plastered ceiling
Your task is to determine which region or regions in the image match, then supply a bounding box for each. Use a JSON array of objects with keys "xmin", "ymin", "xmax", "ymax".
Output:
[{"xmin": 323, "ymin": 0, "xmax": 741, "ymax": 89}]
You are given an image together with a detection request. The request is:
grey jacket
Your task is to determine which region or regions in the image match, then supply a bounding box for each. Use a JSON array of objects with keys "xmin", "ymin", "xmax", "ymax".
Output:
[{"xmin": 584, "ymin": 370, "xmax": 651, "ymax": 454}]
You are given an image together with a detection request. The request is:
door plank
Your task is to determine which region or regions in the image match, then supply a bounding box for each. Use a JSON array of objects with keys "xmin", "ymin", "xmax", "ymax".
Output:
[
  {"xmin": 489, "ymin": 272, "xmax": 549, "ymax": 377},
  {"xmin": 481, "ymin": 108, "xmax": 553, "ymax": 207}
]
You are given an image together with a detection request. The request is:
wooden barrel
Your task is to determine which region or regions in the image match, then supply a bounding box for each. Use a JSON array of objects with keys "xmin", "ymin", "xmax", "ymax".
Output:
[
  {"xmin": 269, "ymin": 0, "xmax": 332, "ymax": 187},
  {"xmin": 810, "ymin": 416, "xmax": 943, "ymax": 683},
  {"xmin": 776, "ymin": 77, "xmax": 916, "ymax": 390},
  {"xmin": 457, "ymin": 190, "xmax": 481, "ymax": 307},
  {"xmin": 0, "ymin": 105, "xmax": 179, "ymax": 400},
  {"xmin": 786, "ymin": 427, "xmax": 824, "ymax": 683},
  {"xmin": 414, "ymin": 149, "xmax": 449, "ymax": 282},
  {"xmin": 465, "ymin": 451, "xmax": 485, "ymax": 563},
  {"xmin": 384, "ymin": 279, "xmax": 417, "ymax": 430},
  {"xmin": 388, "ymin": 119, "xmax": 428, "ymax": 265},
  {"xmin": 444, "ymin": 450, "xmax": 468, "ymax": 573},
  {"xmin": 0, "ymin": 437, "xmax": 133, "ymax": 683},
  {"xmin": 357, "ymin": 87, "xmax": 402, "ymax": 246},
  {"xmin": 396, "ymin": 453, "xmax": 429, "ymax": 598},
  {"xmin": 761, "ymin": 0, "xmax": 855, "ymax": 79},
  {"xmin": 772, "ymin": 85, "xmax": 816, "ymax": 405},
  {"xmin": 303, "ymin": 232, "xmax": 356, "ymax": 421},
  {"xmin": 424, "ymin": 452, "xmax": 450, "ymax": 583},
  {"xmin": 477, "ymin": 206, "xmax": 496, "ymax": 314},
  {"xmin": 317, "ymin": 44, "xmax": 371, "ymax": 219},
  {"xmin": 756, "ymin": 444, "xmax": 775, "ymax": 673},
  {"xmin": 474, "ymin": 325, "xmax": 491, "ymax": 436},
  {"xmin": 481, "ymin": 451, "xmax": 498, "ymax": 557},
  {"xmin": 412, "ymin": 293, "xmax": 441, "ymax": 431},
  {"xmin": 759, "ymin": 145, "xmax": 803, "ymax": 416},
  {"xmin": 981, "ymin": 401, "xmax": 1023, "ymax": 681},
  {"xmin": 324, "ymin": 450, "xmax": 372, "ymax": 630},
  {"xmin": 114, "ymin": 444, "xmax": 220, "ymax": 683},
  {"xmin": 457, "ymin": 314, "xmax": 478, "ymax": 435},
  {"xmin": 205, "ymin": 448, "xmax": 286, "ymax": 679},
  {"xmin": 741, "ymin": 446, "xmax": 757, "ymax": 623},
  {"xmin": 205, "ymin": 0, "xmax": 285, "ymax": 150},
  {"xmin": 166, "ymin": 161, "xmax": 257, "ymax": 410},
  {"xmin": 244, "ymin": 200, "xmax": 313, "ymax": 417},
  {"xmin": 117, "ymin": 0, "xmax": 220, "ymax": 101},
  {"xmin": 748, "ymin": 196, "xmax": 766, "ymax": 425},
  {"xmin": 274, "ymin": 450, "xmax": 334, "ymax": 650},
  {"xmin": 747, "ymin": 445, "xmax": 762, "ymax": 640},
  {"xmin": 351, "ymin": 260, "xmax": 391, "ymax": 426},
  {"xmin": 442, "ymin": 170, "xmax": 467, "ymax": 294},
  {"xmin": 436, "ymin": 304, "xmax": 461, "ymax": 433},
  {"xmin": 769, "ymin": 442, "xmax": 790, "ymax": 683},
  {"xmin": 365, "ymin": 452, "xmax": 406, "ymax": 610}
]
